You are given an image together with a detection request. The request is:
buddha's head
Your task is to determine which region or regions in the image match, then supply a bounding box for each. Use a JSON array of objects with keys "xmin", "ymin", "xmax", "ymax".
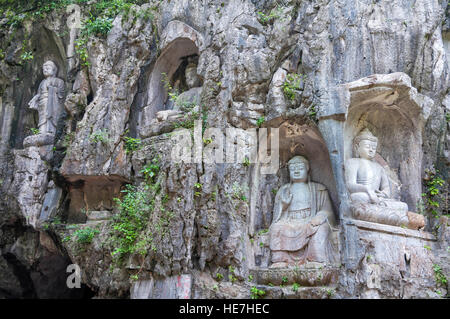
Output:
[
  {"xmin": 288, "ymin": 156, "xmax": 309, "ymax": 182},
  {"xmin": 353, "ymin": 128, "xmax": 378, "ymax": 160},
  {"xmin": 185, "ymin": 62, "xmax": 201, "ymax": 89},
  {"xmin": 43, "ymin": 61, "xmax": 57, "ymax": 78}
]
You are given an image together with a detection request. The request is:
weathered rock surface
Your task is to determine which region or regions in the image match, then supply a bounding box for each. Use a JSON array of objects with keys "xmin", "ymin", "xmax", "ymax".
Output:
[{"xmin": 0, "ymin": 0, "xmax": 449, "ymax": 299}]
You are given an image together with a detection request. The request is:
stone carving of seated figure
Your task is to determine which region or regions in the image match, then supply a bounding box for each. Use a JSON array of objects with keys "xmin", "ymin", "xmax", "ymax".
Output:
[
  {"xmin": 269, "ymin": 156, "xmax": 338, "ymax": 268},
  {"xmin": 345, "ymin": 128, "xmax": 424, "ymax": 229},
  {"xmin": 155, "ymin": 61, "xmax": 202, "ymax": 122},
  {"xmin": 24, "ymin": 60, "xmax": 65, "ymax": 147}
]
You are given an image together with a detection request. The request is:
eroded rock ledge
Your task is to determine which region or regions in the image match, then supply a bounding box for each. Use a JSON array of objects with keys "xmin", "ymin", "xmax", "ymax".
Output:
[{"xmin": 0, "ymin": 0, "xmax": 449, "ymax": 299}]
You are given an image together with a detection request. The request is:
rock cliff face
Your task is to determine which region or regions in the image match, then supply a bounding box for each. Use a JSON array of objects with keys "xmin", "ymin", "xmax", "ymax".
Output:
[{"xmin": 0, "ymin": 0, "xmax": 449, "ymax": 298}]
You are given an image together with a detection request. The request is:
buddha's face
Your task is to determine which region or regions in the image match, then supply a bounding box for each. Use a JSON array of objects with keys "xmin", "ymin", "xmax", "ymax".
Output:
[
  {"xmin": 185, "ymin": 66, "xmax": 199, "ymax": 88},
  {"xmin": 289, "ymin": 160, "xmax": 308, "ymax": 182},
  {"xmin": 357, "ymin": 139, "xmax": 377, "ymax": 160},
  {"xmin": 43, "ymin": 62, "xmax": 56, "ymax": 77}
]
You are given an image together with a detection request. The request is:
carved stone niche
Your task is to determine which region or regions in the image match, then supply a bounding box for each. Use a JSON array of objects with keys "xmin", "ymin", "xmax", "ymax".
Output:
[
  {"xmin": 319, "ymin": 73, "xmax": 437, "ymax": 295},
  {"xmin": 64, "ymin": 175, "xmax": 128, "ymax": 224},
  {"xmin": 249, "ymin": 119, "xmax": 340, "ymax": 290},
  {"xmin": 138, "ymin": 21, "xmax": 204, "ymax": 138},
  {"xmin": 346, "ymin": 76, "xmax": 430, "ymax": 203}
]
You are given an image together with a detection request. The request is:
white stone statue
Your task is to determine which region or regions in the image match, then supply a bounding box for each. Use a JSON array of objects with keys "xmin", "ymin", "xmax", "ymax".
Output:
[
  {"xmin": 344, "ymin": 128, "xmax": 424, "ymax": 229},
  {"xmin": 269, "ymin": 156, "xmax": 338, "ymax": 268},
  {"xmin": 155, "ymin": 62, "xmax": 201, "ymax": 122},
  {"xmin": 28, "ymin": 61, "xmax": 65, "ymax": 136}
]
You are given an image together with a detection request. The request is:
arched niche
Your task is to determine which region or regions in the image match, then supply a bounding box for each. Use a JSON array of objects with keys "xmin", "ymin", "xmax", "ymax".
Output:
[
  {"xmin": 277, "ymin": 120, "xmax": 339, "ymax": 216},
  {"xmin": 9, "ymin": 25, "xmax": 67, "ymax": 149},
  {"xmin": 342, "ymin": 73, "xmax": 432, "ymax": 212},
  {"xmin": 249, "ymin": 118, "xmax": 340, "ymax": 269},
  {"xmin": 251, "ymin": 118, "xmax": 339, "ymax": 233},
  {"xmin": 138, "ymin": 21, "xmax": 204, "ymax": 136}
]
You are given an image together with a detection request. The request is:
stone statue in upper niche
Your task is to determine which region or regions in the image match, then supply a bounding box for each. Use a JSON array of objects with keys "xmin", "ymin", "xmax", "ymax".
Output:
[
  {"xmin": 269, "ymin": 156, "xmax": 338, "ymax": 268},
  {"xmin": 345, "ymin": 128, "xmax": 424, "ymax": 229},
  {"xmin": 156, "ymin": 61, "xmax": 202, "ymax": 122},
  {"xmin": 28, "ymin": 61, "xmax": 65, "ymax": 136}
]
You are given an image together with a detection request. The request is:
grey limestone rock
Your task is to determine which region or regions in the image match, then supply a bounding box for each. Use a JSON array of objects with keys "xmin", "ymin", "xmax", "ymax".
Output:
[{"xmin": 0, "ymin": 0, "xmax": 449, "ymax": 299}]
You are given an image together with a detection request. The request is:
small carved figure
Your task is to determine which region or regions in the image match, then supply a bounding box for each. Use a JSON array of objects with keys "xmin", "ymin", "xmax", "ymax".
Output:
[
  {"xmin": 29, "ymin": 61, "xmax": 65, "ymax": 136},
  {"xmin": 156, "ymin": 61, "xmax": 202, "ymax": 122},
  {"xmin": 269, "ymin": 156, "xmax": 338, "ymax": 268}
]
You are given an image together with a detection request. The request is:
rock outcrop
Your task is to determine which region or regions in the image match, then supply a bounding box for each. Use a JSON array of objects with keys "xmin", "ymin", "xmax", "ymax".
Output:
[{"xmin": 0, "ymin": 0, "xmax": 448, "ymax": 299}]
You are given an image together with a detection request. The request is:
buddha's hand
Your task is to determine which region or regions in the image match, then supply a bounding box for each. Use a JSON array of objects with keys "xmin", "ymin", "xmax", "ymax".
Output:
[
  {"xmin": 375, "ymin": 190, "xmax": 388, "ymax": 198},
  {"xmin": 310, "ymin": 212, "xmax": 327, "ymax": 226},
  {"xmin": 280, "ymin": 187, "xmax": 293, "ymax": 209},
  {"xmin": 367, "ymin": 190, "xmax": 380, "ymax": 204}
]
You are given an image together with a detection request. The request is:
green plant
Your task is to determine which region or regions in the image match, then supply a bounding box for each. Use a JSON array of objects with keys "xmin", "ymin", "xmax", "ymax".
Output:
[
  {"xmin": 257, "ymin": 229, "xmax": 269, "ymax": 236},
  {"xmin": 243, "ymin": 157, "xmax": 250, "ymax": 167},
  {"xmin": 308, "ymin": 104, "xmax": 317, "ymax": 121},
  {"xmin": 161, "ymin": 72, "xmax": 180, "ymax": 104},
  {"xmin": 230, "ymin": 182, "xmax": 248, "ymax": 202},
  {"xmin": 174, "ymin": 111, "xmax": 201, "ymax": 130},
  {"xmin": 72, "ymin": 227, "xmax": 100, "ymax": 244},
  {"xmin": 228, "ymin": 274, "xmax": 237, "ymax": 283},
  {"xmin": 194, "ymin": 182, "xmax": 202, "ymax": 197},
  {"xmin": 326, "ymin": 288, "xmax": 335, "ymax": 297},
  {"xmin": 110, "ymin": 184, "xmax": 155, "ymax": 262},
  {"xmin": 424, "ymin": 245, "xmax": 431, "ymax": 250},
  {"xmin": 203, "ymin": 137, "xmax": 213, "ymax": 145},
  {"xmin": 20, "ymin": 51, "xmax": 33, "ymax": 62},
  {"xmin": 282, "ymin": 276, "xmax": 288, "ymax": 284},
  {"xmin": 250, "ymin": 286, "xmax": 266, "ymax": 299},
  {"xmin": 256, "ymin": 5, "xmax": 283, "ymax": 25},
  {"xmin": 140, "ymin": 158, "xmax": 160, "ymax": 183},
  {"xmin": 283, "ymin": 73, "xmax": 304, "ymax": 101},
  {"xmin": 75, "ymin": 37, "xmax": 90, "ymax": 67},
  {"xmin": 123, "ymin": 136, "xmax": 142, "ymax": 154},
  {"xmin": 292, "ymin": 282, "xmax": 300, "ymax": 292},
  {"xmin": 216, "ymin": 273, "xmax": 223, "ymax": 281},
  {"xmin": 130, "ymin": 274, "xmax": 139, "ymax": 281},
  {"xmin": 30, "ymin": 128, "xmax": 40, "ymax": 135},
  {"xmin": 422, "ymin": 169, "xmax": 446, "ymax": 219},
  {"xmin": 248, "ymin": 275, "xmax": 253, "ymax": 282},
  {"xmin": 90, "ymin": 129, "xmax": 109, "ymax": 144},
  {"xmin": 433, "ymin": 264, "xmax": 448, "ymax": 287},
  {"xmin": 84, "ymin": 15, "xmax": 113, "ymax": 37},
  {"xmin": 256, "ymin": 116, "xmax": 265, "ymax": 127}
]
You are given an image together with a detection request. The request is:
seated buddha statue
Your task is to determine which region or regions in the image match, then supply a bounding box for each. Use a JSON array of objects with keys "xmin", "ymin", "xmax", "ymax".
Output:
[
  {"xmin": 269, "ymin": 156, "xmax": 338, "ymax": 268},
  {"xmin": 344, "ymin": 128, "xmax": 424, "ymax": 229}
]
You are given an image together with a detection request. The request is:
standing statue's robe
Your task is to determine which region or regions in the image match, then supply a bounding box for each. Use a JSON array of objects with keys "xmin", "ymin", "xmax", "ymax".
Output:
[
  {"xmin": 29, "ymin": 76, "xmax": 65, "ymax": 135},
  {"xmin": 269, "ymin": 182, "xmax": 337, "ymax": 264}
]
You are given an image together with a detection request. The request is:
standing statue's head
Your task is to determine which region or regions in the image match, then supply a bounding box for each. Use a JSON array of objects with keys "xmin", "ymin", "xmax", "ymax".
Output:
[
  {"xmin": 185, "ymin": 62, "xmax": 201, "ymax": 89},
  {"xmin": 353, "ymin": 128, "xmax": 378, "ymax": 160},
  {"xmin": 43, "ymin": 61, "xmax": 57, "ymax": 78},
  {"xmin": 287, "ymin": 156, "xmax": 309, "ymax": 182}
]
